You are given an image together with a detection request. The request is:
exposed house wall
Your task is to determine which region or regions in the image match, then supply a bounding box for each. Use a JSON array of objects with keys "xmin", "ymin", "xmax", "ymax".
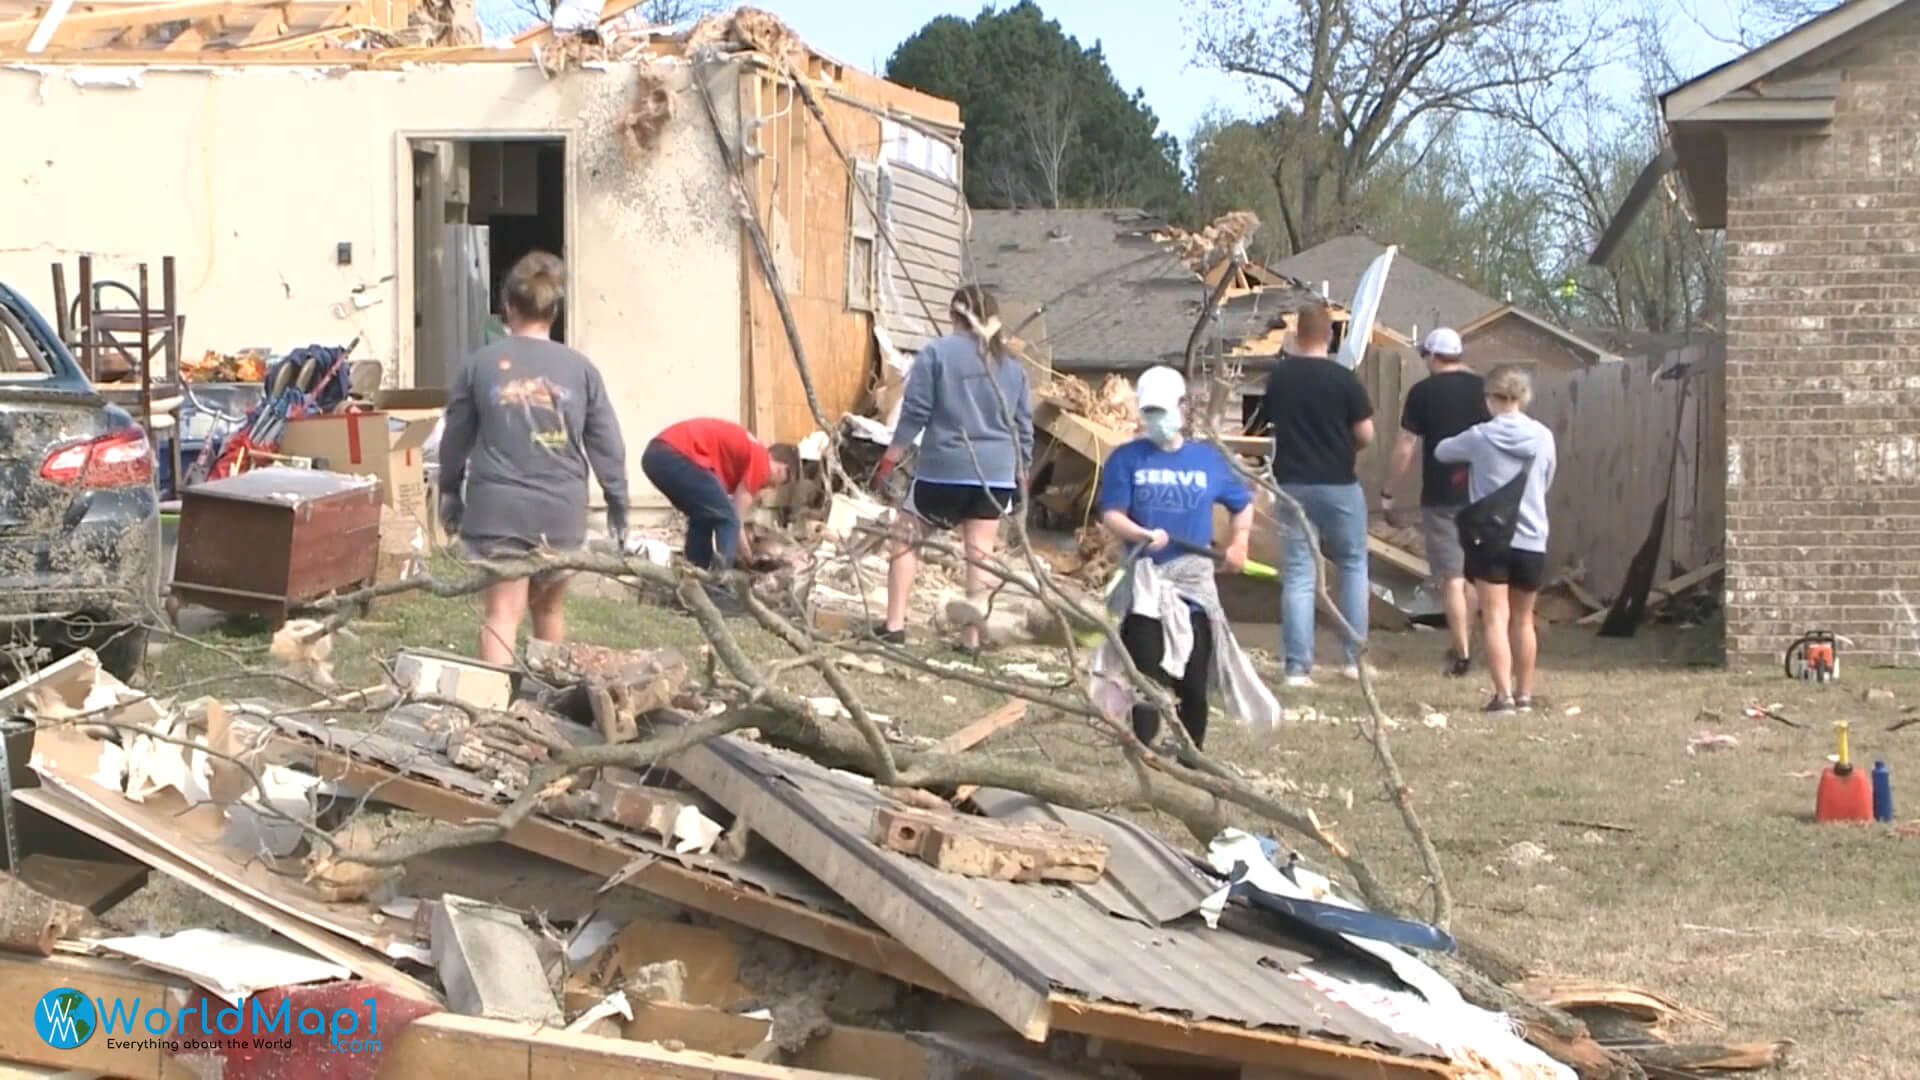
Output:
[
  {"xmin": 1461, "ymin": 313, "xmax": 1595, "ymax": 373},
  {"xmin": 0, "ymin": 60, "xmax": 742, "ymax": 511},
  {"xmin": 739, "ymin": 64, "xmax": 964, "ymax": 444},
  {"xmin": 1720, "ymin": 7, "xmax": 1920, "ymax": 665}
]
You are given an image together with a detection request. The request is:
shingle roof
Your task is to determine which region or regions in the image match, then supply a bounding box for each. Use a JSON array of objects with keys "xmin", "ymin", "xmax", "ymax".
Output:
[
  {"xmin": 1270, "ymin": 234, "xmax": 1503, "ymax": 340},
  {"xmin": 969, "ymin": 209, "xmax": 1323, "ymax": 373}
]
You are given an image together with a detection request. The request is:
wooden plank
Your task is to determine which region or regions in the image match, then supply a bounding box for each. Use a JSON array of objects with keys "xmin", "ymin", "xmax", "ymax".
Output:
[
  {"xmin": 566, "ymin": 917, "xmax": 751, "ymax": 1009},
  {"xmin": 1575, "ymin": 562, "xmax": 1722, "ymax": 626},
  {"xmin": 938, "ymin": 701, "xmax": 1028, "ymax": 754},
  {"xmin": 0, "ymin": 0, "xmax": 290, "ymax": 44},
  {"xmin": 1366, "ymin": 535, "xmax": 1429, "ymax": 581},
  {"xmin": 1054, "ymin": 998, "xmax": 1456, "ymax": 1080},
  {"xmin": 14, "ymin": 853, "xmax": 148, "ymax": 914},
  {"xmin": 270, "ymin": 737, "xmax": 971, "ymax": 1001},
  {"xmin": 18, "ymin": 731, "xmax": 435, "ymax": 998},
  {"xmin": 1686, "ymin": 97, "xmax": 1833, "ymax": 123},
  {"xmin": 558, "ymin": 997, "xmax": 927, "ymax": 1080},
  {"xmin": 0, "ymin": 952, "xmax": 862, "ymax": 1080},
  {"xmin": 12, "ymin": 787, "xmax": 436, "ymax": 1003},
  {"xmin": 384, "ymin": 1013, "xmax": 871, "ymax": 1079},
  {"xmin": 0, "ymin": 953, "xmax": 172, "ymax": 1078}
]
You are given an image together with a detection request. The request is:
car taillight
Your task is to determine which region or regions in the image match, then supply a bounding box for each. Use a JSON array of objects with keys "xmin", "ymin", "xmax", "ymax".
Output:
[{"xmin": 40, "ymin": 428, "xmax": 154, "ymax": 488}]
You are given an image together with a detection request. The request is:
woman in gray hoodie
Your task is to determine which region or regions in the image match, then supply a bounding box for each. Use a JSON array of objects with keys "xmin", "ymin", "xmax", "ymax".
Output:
[
  {"xmin": 871, "ymin": 285, "xmax": 1034, "ymax": 652},
  {"xmin": 1434, "ymin": 365, "xmax": 1556, "ymax": 714}
]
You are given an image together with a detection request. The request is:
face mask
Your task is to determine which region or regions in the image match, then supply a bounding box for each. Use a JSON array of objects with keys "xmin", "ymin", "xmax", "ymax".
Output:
[{"xmin": 1144, "ymin": 409, "xmax": 1182, "ymax": 445}]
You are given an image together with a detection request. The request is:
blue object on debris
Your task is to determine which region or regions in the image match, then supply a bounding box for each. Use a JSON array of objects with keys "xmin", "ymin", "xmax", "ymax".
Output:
[
  {"xmin": 1873, "ymin": 760, "xmax": 1894, "ymax": 823},
  {"xmin": 1231, "ymin": 834, "xmax": 1456, "ymax": 953}
]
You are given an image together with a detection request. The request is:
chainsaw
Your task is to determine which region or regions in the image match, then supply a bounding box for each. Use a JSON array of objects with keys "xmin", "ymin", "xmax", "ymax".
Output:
[{"xmin": 1785, "ymin": 629, "xmax": 1839, "ymax": 683}]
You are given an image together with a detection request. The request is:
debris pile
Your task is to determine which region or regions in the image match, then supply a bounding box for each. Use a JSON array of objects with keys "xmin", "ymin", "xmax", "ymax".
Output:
[
  {"xmin": 1155, "ymin": 210, "xmax": 1263, "ymax": 273},
  {"xmin": 0, "ymin": 642, "xmax": 1792, "ymax": 1079},
  {"xmin": 1046, "ymin": 373, "xmax": 1140, "ymax": 430}
]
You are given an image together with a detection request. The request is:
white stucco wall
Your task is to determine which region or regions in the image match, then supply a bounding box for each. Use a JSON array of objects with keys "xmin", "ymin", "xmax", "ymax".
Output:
[{"xmin": 0, "ymin": 59, "xmax": 743, "ymax": 509}]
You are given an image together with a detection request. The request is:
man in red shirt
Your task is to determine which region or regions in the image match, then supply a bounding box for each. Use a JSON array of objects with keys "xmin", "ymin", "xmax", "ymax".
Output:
[{"xmin": 642, "ymin": 418, "xmax": 798, "ymax": 576}]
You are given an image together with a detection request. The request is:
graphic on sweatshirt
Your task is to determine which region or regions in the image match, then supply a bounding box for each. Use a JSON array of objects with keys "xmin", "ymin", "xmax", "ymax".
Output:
[{"xmin": 495, "ymin": 377, "xmax": 574, "ymax": 454}]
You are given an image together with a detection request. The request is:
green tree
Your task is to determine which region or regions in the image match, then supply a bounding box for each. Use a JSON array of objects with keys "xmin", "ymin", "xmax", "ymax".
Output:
[
  {"xmin": 1187, "ymin": 0, "xmax": 1619, "ymax": 252},
  {"xmin": 886, "ymin": 2, "xmax": 1183, "ymax": 212}
]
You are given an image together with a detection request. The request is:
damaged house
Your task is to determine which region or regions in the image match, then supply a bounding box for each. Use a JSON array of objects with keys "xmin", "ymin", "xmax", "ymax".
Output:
[{"xmin": 0, "ymin": 1, "xmax": 964, "ymax": 509}]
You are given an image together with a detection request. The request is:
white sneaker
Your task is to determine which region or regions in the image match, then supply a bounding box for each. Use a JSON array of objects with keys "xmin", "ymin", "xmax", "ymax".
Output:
[
  {"xmin": 1338, "ymin": 663, "xmax": 1379, "ymax": 681},
  {"xmin": 1284, "ymin": 674, "xmax": 1316, "ymax": 689}
]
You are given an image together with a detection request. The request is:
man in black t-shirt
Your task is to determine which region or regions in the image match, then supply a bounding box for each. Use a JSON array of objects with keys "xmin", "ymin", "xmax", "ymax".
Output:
[
  {"xmin": 1257, "ymin": 302, "xmax": 1375, "ymax": 686},
  {"xmin": 1383, "ymin": 327, "xmax": 1489, "ymax": 677}
]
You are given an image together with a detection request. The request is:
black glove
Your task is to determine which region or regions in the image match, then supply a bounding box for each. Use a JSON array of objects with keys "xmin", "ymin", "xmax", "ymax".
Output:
[
  {"xmin": 438, "ymin": 492, "xmax": 463, "ymax": 537},
  {"xmin": 606, "ymin": 502, "xmax": 630, "ymax": 550}
]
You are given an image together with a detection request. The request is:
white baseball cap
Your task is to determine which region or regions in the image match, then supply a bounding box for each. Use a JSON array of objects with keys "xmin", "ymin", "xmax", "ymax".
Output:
[
  {"xmin": 1135, "ymin": 365, "xmax": 1186, "ymax": 413},
  {"xmin": 1420, "ymin": 327, "xmax": 1463, "ymax": 357}
]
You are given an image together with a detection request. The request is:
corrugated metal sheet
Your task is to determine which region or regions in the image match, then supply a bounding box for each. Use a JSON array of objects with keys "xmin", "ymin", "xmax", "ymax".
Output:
[
  {"xmin": 969, "ymin": 787, "xmax": 1212, "ymax": 926},
  {"xmin": 267, "ymin": 713, "xmax": 847, "ymax": 917},
  {"xmin": 675, "ymin": 736, "xmax": 1441, "ymax": 1060}
]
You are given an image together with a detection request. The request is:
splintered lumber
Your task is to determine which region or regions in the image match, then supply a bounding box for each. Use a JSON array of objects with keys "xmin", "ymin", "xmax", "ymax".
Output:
[
  {"xmin": 939, "ymin": 701, "xmax": 1029, "ymax": 754},
  {"xmin": 0, "ymin": 872, "xmax": 63, "ymax": 955},
  {"xmin": 1578, "ymin": 562, "xmax": 1723, "ymax": 626},
  {"xmin": 1625, "ymin": 1040, "xmax": 1791, "ymax": 1073},
  {"xmin": 1512, "ymin": 977, "xmax": 1714, "ymax": 1031},
  {"xmin": 869, "ymin": 805, "xmax": 1107, "ymax": 883}
]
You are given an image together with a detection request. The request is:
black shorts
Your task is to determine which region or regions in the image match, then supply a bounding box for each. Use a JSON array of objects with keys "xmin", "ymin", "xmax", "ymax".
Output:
[
  {"xmin": 907, "ymin": 481, "xmax": 1016, "ymax": 530},
  {"xmin": 1464, "ymin": 547, "xmax": 1546, "ymax": 592}
]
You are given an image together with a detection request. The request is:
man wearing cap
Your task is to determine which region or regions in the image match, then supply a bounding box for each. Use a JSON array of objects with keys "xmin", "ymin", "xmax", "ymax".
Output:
[
  {"xmin": 1384, "ymin": 327, "xmax": 1489, "ymax": 677},
  {"xmin": 1092, "ymin": 365, "xmax": 1279, "ymax": 749}
]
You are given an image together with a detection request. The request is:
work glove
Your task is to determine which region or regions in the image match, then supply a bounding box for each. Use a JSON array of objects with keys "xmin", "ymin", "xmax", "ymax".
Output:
[
  {"xmin": 438, "ymin": 492, "xmax": 463, "ymax": 538},
  {"xmin": 871, "ymin": 455, "xmax": 898, "ymax": 491},
  {"xmin": 606, "ymin": 501, "xmax": 630, "ymax": 552}
]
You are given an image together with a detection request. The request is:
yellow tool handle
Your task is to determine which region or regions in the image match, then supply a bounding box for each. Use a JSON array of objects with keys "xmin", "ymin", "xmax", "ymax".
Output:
[{"xmin": 1837, "ymin": 721, "xmax": 1851, "ymax": 769}]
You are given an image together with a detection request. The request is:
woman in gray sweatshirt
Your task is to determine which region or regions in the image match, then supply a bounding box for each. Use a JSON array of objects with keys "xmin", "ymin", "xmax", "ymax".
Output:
[
  {"xmin": 438, "ymin": 251, "xmax": 629, "ymax": 666},
  {"xmin": 871, "ymin": 285, "xmax": 1034, "ymax": 652},
  {"xmin": 1434, "ymin": 365, "xmax": 1556, "ymax": 714}
]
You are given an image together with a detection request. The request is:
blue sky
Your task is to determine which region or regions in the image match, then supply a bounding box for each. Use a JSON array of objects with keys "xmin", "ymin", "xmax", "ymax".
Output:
[{"xmin": 485, "ymin": 1, "xmax": 1753, "ymax": 150}]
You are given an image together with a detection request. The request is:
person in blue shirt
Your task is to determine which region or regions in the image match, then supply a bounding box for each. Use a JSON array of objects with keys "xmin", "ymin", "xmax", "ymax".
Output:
[{"xmin": 1095, "ymin": 366, "xmax": 1254, "ymax": 749}]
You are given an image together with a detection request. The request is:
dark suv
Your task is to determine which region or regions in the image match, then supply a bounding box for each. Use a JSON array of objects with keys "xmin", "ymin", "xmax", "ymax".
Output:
[{"xmin": 0, "ymin": 279, "xmax": 162, "ymax": 680}]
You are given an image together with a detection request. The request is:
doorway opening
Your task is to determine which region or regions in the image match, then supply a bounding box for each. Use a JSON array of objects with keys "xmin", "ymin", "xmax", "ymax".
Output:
[{"xmin": 409, "ymin": 137, "xmax": 567, "ymax": 388}]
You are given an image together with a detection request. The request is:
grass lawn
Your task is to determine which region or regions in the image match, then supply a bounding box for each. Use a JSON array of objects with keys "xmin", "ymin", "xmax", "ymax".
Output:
[{"xmin": 142, "ymin": 573, "xmax": 1920, "ymax": 1078}]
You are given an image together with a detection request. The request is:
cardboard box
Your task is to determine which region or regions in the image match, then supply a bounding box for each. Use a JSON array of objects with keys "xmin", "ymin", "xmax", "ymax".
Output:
[{"xmin": 278, "ymin": 391, "xmax": 444, "ymax": 526}]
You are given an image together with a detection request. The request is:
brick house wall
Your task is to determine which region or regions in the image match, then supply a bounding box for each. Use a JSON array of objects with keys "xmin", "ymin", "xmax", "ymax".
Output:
[
  {"xmin": 1721, "ymin": 7, "xmax": 1920, "ymax": 666},
  {"xmin": 1460, "ymin": 314, "xmax": 1594, "ymax": 374}
]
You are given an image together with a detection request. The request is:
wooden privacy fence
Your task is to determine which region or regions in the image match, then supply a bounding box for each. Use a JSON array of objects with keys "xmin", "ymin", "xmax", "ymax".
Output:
[
  {"xmin": 1352, "ymin": 341, "xmax": 1725, "ymax": 604},
  {"xmin": 1522, "ymin": 343, "xmax": 1725, "ymax": 602}
]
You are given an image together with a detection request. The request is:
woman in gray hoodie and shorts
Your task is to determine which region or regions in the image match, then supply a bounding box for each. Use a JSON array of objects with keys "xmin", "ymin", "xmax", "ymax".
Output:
[
  {"xmin": 870, "ymin": 285, "xmax": 1034, "ymax": 652},
  {"xmin": 1434, "ymin": 365, "xmax": 1556, "ymax": 714}
]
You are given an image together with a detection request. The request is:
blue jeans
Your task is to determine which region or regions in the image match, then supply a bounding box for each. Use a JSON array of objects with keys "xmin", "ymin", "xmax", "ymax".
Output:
[
  {"xmin": 1278, "ymin": 482, "xmax": 1369, "ymax": 674},
  {"xmin": 641, "ymin": 439, "xmax": 739, "ymax": 570}
]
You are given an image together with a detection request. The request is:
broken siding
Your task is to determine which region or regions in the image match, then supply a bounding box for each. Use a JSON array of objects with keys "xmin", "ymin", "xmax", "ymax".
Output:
[
  {"xmin": 877, "ymin": 121, "xmax": 965, "ymax": 352},
  {"xmin": 740, "ymin": 72, "xmax": 963, "ymax": 442}
]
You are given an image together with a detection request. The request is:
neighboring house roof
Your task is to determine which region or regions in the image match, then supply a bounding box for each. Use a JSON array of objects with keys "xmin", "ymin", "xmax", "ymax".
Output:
[
  {"xmin": 1458, "ymin": 304, "xmax": 1622, "ymax": 364},
  {"xmin": 970, "ymin": 209, "xmax": 1326, "ymax": 373},
  {"xmin": 1574, "ymin": 327, "xmax": 1723, "ymax": 359},
  {"xmin": 1269, "ymin": 235, "xmax": 1501, "ymax": 340},
  {"xmin": 1652, "ymin": 0, "xmax": 1896, "ymax": 229}
]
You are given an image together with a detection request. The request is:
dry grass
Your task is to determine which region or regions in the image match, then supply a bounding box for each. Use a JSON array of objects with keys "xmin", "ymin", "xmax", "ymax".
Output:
[{"xmin": 145, "ymin": 584, "xmax": 1920, "ymax": 1077}]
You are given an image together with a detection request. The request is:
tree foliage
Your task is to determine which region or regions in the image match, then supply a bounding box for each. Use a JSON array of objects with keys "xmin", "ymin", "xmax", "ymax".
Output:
[
  {"xmin": 1187, "ymin": 0, "xmax": 1619, "ymax": 252},
  {"xmin": 885, "ymin": 2, "xmax": 1184, "ymax": 213}
]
